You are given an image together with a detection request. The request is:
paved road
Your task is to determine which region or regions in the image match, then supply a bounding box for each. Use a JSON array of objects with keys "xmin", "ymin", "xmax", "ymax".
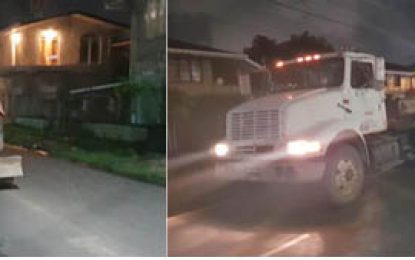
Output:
[
  {"xmin": 168, "ymin": 161, "xmax": 415, "ymax": 256},
  {"xmin": 0, "ymin": 147, "xmax": 166, "ymax": 256}
]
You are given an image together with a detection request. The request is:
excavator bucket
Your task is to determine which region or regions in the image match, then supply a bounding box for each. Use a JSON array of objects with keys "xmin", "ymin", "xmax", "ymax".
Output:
[{"xmin": 0, "ymin": 155, "xmax": 23, "ymax": 179}]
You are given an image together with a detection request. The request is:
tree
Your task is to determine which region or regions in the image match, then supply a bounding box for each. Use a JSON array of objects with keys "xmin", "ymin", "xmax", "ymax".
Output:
[
  {"xmin": 243, "ymin": 35, "xmax": 279, "ymax": 66},
  {"xmin": 244, "ymin": 31, "xmax": 334, "ymax": 67}
]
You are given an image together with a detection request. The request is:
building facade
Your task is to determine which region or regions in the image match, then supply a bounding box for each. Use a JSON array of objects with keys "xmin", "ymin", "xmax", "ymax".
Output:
[
  {"xmin": 168, "ymin": 39, "xmax": 262, "ymax": 97},
  {"xmin": 168, "ymin": 39, "xmax": 262, "ymax": 155},
  {"xmin": 0, "ymin": 12, "xmax": 130, "ymax": 127}
]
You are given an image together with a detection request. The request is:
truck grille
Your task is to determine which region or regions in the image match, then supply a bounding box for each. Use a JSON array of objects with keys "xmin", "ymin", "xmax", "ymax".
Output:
[
  {"xmin": 235, "ymin": 145, "xmax": 274, "ymax": 154},
  {"xmin": 229, "ymin": 110, "xmax": 280, "ymax": 141}
]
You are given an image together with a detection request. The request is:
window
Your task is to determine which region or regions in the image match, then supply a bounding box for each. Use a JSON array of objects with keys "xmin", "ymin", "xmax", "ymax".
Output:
[
  {"xmin": 393, "ymin": 75, "xmax": 401, "ymax": 87},
  {"xmin": 351, "ymin": 61, "xmax": 373, "ymax": 88},
  {"xmin": 401, "ymin": 76, "xmax": 411, "ymax": 91},
  {"xmin": 190, "ymin": 60, "xmax": 201, "ymax": 82},
  {"xmin": 144, "ymin": 0, "xmax": 165, "ymax": 39},
  {"xmin": 178, "ymin": 60, "xmax": 190, "ymax": 81},
  {"xmin": 174, "ymin": 59, "xmax": 202, "ymax": 82},
  {"xmin": 272, "ymin": 58, "xmax": 344, "ymax": 91},
  {"xmin": 39, "ymin": 29, "xmax": 60, "ymax": 65},
  {"xmin": 80, "ymin": 35, "xmax": 103, "ymax": 65},
  {"xmin": 168, "ymin": 59, "xmax": 179, "ymax": 82}
]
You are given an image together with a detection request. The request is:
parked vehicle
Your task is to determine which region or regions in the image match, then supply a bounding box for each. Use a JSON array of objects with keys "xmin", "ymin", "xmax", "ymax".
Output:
[
  {"xmin": 0, "ymin": 102, "xmax": 23, "ymax": 184},
  {"xmin": 212, "ymin": 51, "xmax": 415, "ymax": 205}
]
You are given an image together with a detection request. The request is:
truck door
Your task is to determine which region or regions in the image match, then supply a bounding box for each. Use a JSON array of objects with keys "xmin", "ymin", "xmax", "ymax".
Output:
[{"xmin": 348, "ymin": 60, "xmax": 386, "ymax": 134}]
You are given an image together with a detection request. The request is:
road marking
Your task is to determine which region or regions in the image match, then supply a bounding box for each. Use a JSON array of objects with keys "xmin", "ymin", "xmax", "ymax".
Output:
[{"xmin": 261, "ymin": 233, "xmax": 311, "ymax": 256}]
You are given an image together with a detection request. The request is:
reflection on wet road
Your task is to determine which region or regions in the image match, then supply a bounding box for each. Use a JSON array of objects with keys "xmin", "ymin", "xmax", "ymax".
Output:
[{"xmin": 168, "ymin": 162, "xmax": 415, "ymax": 256}]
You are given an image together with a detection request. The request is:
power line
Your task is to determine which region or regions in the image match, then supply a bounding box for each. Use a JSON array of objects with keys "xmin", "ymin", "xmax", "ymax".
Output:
[
  {"xmin": 266, "ymin": 0, "xmax": 368, "ymax": 49},
  {"xmin": 269, "ymin": 0, "xmax": 415, "ymax": 50},
  {"xmin": 270, "ymin": 0, "xmax": 356, "ymax": 30}
]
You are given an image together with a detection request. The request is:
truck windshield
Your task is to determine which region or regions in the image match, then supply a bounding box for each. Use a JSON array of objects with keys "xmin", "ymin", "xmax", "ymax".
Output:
[{"xmin": 272, "ymin": 57, "xmax": 344, "ymax": 91}]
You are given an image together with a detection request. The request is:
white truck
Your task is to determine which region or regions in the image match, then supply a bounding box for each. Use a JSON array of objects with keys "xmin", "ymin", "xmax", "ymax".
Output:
[{"xmin": 212, "ymin": 51, "xmax": 415, "ymax": 205}]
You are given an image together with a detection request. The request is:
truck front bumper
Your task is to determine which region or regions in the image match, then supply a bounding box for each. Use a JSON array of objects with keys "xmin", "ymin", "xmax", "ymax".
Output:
[{"xmin": 213, "ymin": 157, "xmax": 326, "ymax": 183}]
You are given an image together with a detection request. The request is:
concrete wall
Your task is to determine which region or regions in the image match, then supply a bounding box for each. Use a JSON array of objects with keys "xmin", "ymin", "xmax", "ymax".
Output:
[
  {"xmin": 82, "ymin": 123, "xmax": 147, "ymax": 142},
  {"xmin": 15, "ymin": 117, "xmax": 48, "ymax": 129}
]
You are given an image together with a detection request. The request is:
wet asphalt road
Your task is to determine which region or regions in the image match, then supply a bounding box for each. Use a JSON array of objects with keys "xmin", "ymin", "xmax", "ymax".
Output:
[
  {"xmin": 0, "ymin": 147, "xmax": 166, "ymax": 256},
  {"xmin": 168, "ymin": 161, "xmax": 415, "ymax": 256}
]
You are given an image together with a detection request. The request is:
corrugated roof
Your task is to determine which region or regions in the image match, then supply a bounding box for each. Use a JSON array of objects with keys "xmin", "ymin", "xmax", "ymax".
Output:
[
  {"xmin": 168, "ymin": 38, "xmax": 234, "ymax": 54},
  {"xmin": 385, "ymin": 62, "xmax": 413, "ymax": 72}
]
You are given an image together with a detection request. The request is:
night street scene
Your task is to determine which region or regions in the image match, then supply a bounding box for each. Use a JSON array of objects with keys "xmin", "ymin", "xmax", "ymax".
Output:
[
  {"xmin": 0, "ymin": 0, "xmax": 165, "ymax": 257},
  {"xmin": 168, "ymin": 0, "xmax": 415, "ymax": 256}
]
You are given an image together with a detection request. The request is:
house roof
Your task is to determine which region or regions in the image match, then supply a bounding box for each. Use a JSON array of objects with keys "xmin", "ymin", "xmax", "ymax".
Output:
[
  {"xmin": 168, "ymin": 38, "xmax": 234, "ymax": 54},
  {"xmin": 168, "ymin": 38, "xmax": 264, "ymax": 70},
  {"xmin": 1, "ymin": 11, "xmax": 129, "ymax": 32},
  {"xmin": 386, "ymin": 62, "xmax": 413, "ymax": 73}
]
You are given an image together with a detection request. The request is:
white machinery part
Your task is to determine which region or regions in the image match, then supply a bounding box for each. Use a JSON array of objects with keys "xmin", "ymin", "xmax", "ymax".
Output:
[
  {"xmin": 0, "ymin": 155, "xmax": 23, "ymax": 178},
  {"xmin": 224, "ymin": 52, "xmax": 388, "ymax": 158},
  {"xmin": 215, "ymin": 51, "xmax": 415, "ymax": 205}
]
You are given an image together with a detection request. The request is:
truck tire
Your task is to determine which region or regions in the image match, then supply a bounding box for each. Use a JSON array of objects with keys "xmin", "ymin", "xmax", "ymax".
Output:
[{"xmin": 324, "ymin": 144, "xmax": 365, "ymax": 206}]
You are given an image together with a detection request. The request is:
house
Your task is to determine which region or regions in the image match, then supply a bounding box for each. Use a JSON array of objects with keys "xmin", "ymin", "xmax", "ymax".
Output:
[
  {"xmin": 0, "ymin": 12, "xmax": 130, "ymax": 129},
  {"xmin": 168, "ymin": 39, "xmax": 263, "ymax": 96},
  {"xmin": 68, "ymin": 0, "xmax": 166, "ymax": 145},
  {"xmin": 71, "ymin": 0, "xmax": 166, "ymax": 126},
  {"xmin": 168, "ymin": 39, "xmax": 263, "ymax": 155},
  {"xmin": 385, "ymin": 63, "xmax": 415, "ymax": 94}
]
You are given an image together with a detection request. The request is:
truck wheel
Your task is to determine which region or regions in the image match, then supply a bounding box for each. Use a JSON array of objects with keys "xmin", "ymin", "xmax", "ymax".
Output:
[{"xmin": 324, "ymin": 144, "xmax": 364, "ymax": 206}]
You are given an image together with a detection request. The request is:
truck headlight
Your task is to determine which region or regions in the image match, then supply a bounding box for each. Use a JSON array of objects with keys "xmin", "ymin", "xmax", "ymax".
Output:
[
  {"xmin": 287, "ymin": 140, "xmax": 321, "ymax": 156},
  {"xmin": 214, "ymin": 142, "xmax": 230, "ymax": 157}
]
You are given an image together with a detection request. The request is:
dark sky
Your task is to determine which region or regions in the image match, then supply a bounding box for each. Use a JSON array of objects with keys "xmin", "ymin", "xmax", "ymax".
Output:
[
  {"xmin": 0, "ymin": 0, "xmax": 131, "ymax": 28},
  {"xmin": 169, "ymin": 0, "xmax": 415, "ymax": 65}
]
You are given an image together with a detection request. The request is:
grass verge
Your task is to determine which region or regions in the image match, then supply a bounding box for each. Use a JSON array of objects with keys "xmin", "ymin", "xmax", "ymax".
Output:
[{"xmin": 4, "ymin": 124, "xmax": 165, "ymax": 186}]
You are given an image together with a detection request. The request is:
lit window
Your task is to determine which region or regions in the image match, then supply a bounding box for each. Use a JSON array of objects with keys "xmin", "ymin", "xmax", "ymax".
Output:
[
  {"xmin": 39, "ymin": 29, "xmax": 59, "ymax": 65},
  {"xmin": 402, "ymin": 76, "xmax": 411, "ymax": 91},
  {"xmin": 10, "ymin": 31, "xmax": 22, "ymax": 66},
  {"xmin": 394, "ymin": 75, "xmax": 401, "ymax": 87}
]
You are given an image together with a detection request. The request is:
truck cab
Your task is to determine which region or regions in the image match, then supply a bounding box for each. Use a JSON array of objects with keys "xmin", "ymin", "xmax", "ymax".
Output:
[{"xmin": 213, "ymin": 51, "xmax": 411, "ymax": 205}]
